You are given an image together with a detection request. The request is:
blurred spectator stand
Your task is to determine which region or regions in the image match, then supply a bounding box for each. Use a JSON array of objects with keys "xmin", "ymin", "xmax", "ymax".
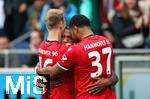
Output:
[
  {"xmin": 0, "ymin": 34, "xmax": 20, "ymax": 67},
  {"xmin": 40, "ymin": 0, "xmax": 77, "ymax": 39},
  {"xmin": 111, "ymin": 0, "xmax": 149, "ymax": 48},
  {"xmin": 27, "ymin": 0, "xmax": 46, "ymax": 32}
]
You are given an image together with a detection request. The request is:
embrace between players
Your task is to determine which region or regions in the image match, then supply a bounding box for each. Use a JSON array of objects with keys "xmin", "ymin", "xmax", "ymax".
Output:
[{"xmin": 35, "ymin": 9, "xmax": 118, "ymax": 99}]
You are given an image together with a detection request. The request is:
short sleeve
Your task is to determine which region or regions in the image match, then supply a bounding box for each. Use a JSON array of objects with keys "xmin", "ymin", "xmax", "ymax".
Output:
[{"xmin": 57, "ymin": 47, "xmax": 77, "ymax": 71}]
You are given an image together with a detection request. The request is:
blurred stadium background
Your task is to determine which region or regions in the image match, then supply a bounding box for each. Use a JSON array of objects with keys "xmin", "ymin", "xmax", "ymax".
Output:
[{"xmin": 0, "ymin": 0, "xmax": 149, "ymax": 99}]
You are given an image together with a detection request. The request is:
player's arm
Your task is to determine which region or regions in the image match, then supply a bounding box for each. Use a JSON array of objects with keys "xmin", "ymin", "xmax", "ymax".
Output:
[
  {"xmin": 36, "ymin": 63, "xmax": 67, "ymax": 79},
  {"xmin": 87, "ymin": 70, "xmax": 118, "ymax": 94},
  {"xmin": 37, "ymin": 47, "xmax": 76, "ymax": 78},
  {"xmin": 109, "ymin": 70, "xmax": 119, "ymax": 86},
  {"xmin": 35, "ymin": 62, "xmax": 51, "ymax": 76}
]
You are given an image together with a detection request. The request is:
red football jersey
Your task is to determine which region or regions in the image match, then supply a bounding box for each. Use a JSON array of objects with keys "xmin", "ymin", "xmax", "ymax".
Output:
[
  {"xmin": 58, "ymin": 35, "xmax": 116, "ymax": 99},
  {"xmin": 38, "ymin": 40, "xmax": 74, "ymax": 99}
]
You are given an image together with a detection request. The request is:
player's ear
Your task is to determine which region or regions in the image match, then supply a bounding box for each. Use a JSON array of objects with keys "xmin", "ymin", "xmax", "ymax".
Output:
[
  {"xmin": 59, "ymin": 21, "xmax": 65, "ymax": 30},
  {"xmin": 74, "ymin": 26, "xmax": 79, "ymax": 34},
  {"xmin": 59, "ymin": 21, "xmax": 63, "ymax": 29}
]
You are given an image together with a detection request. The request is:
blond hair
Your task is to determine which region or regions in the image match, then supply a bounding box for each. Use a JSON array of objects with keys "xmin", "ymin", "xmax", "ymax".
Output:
[{"xmin": 44, "ymin": 9, "xmax": 65, "ymax": 30}]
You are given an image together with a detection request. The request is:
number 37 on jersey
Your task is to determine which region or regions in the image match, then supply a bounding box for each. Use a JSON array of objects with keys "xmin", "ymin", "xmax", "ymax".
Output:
[{"xmin": 88, "ymin": 47, "xmax": 112, "ymax": 78}]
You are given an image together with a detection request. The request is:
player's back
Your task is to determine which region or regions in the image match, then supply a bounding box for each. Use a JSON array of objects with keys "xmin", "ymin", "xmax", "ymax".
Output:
[
  {"xmin": 38, "ymin": 40, "xmax": 74, "ymax": 99},
  {"xmin": 73, "ymin": 35, "xmax": 116, "ymax": 99}
]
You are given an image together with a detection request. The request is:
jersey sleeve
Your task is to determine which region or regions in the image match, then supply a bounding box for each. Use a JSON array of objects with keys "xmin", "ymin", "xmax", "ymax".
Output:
[{"xmin": 57, "ymin": 46, "xmax": 77, "ymax": 71}]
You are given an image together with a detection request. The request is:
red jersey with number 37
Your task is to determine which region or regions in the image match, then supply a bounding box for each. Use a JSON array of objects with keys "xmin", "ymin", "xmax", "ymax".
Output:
[
  {"xmin": 38, "ymin": 40, "xmax": 74, "ymax": 99},
  {"xmin": 58, "ymin": 35, "xmax": 116, "ymax": 99}
]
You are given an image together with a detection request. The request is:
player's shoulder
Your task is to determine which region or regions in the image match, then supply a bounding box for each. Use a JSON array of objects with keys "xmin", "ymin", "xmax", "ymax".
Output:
[
  {"xmin": 61, "ymin": 43, "xmax": 74, "ymax": 49},
  {"xmin": 95, "ymin": 35, "xmax": 110, "ymax": 40},
  {"xmin": 95, "ymin": 35, "xmax": 112, "ymax": 44},
  {"xmin": 69, "ymin": 43, "xmax": 82, "ymax": 53},
  {"xmin": 39, "ymin": 40, "xmax": 46, "ymax": 48},
  {"xmin": 63, "ymin": 43, "xmax": 78, "ymax": 53},
  {"xmin": 39, "ymin": 40, "xmax": 63, "ymax": 49}
]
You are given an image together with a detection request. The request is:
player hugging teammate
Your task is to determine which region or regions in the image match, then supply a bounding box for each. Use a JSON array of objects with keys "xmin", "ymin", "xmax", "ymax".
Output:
[{"xmin": 35, "ymin": 9, "xmax": 118, "ymax": 99}]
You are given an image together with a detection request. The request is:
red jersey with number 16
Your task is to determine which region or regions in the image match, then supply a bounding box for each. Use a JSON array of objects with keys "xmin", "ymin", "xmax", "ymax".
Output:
[
  {"xmin": 38, "ymin": 40, "xmax": 74, "ymax": 99},
  {"xmin": 58, "ymin": 35, "xmax": 116, "ymax": 99}
]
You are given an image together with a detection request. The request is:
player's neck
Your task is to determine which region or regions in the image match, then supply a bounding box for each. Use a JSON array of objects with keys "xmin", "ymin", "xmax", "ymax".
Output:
[
  {"xmin": 81, "ymin": 29, "xmax": 94, "ymax": 40},
  {"xmin": 47, "ymin": 29, "xmax": 61, "ymax": 42}
]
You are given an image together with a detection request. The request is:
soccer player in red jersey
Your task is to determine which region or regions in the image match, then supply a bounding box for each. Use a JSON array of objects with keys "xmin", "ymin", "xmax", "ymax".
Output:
[
  {"xmin": 62, "ymin": 27, "xmax": 73, "ymax": 43},
  {"xmin": 37, "ymin": 14, "xmax": 117, "ymax": 99},
  {"xmin": 61, "ymin": 27, "xmax": 118, "ymax": 95},
  {"xmin": 37, "ymin": 9, "xmax": 74, "ymax": 99}
]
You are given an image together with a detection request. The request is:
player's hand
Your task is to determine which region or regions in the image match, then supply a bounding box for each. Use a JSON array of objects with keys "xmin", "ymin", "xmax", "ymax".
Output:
[
  {"xmin": 35, "ymin": 62, "xmax": 40, "ymax": 74},
  {"xmin": 36, "ymin": 64, "xmax": 43, "ymax": 75},
  {"xmin": 87, "ymin": 78, "xmax": 111, "ymax": 94},
  {"xmin": 36, "ymin": 67, "xmax": 42, "ymax": 75}
]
